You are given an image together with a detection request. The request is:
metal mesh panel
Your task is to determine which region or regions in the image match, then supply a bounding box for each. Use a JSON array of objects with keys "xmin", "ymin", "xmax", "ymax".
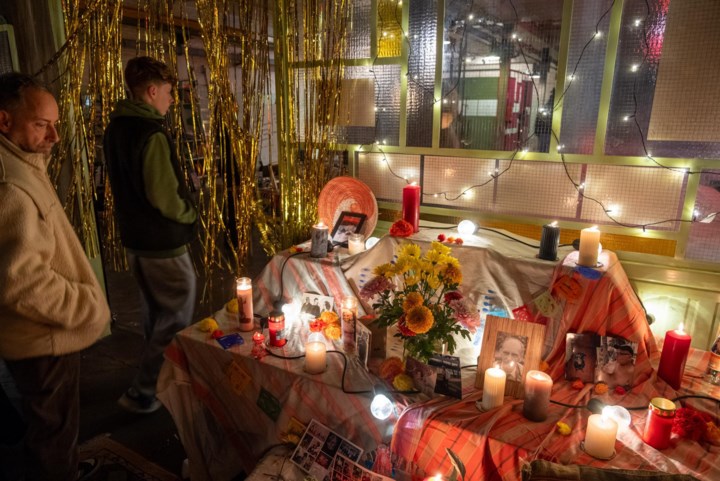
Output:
[
  {"xmin": 606, "ymin": 0, "xmax": 720, "ymax": 159},
  {"xmin": 686, "ymin": 170, "xmax": 720, "ymax": 262},
  {"xmin": 423, "ymin": 156, "xmax": 496, "ymax": 210},
  {"xmin": 580, "ymin": 165, "xmax": 686, "ymax": 229},
  {"xmin": 556, "ymin": 0, "xmax": 611, "ymax": 154},
  {"xmin": 357, "ymin": 152, "xmax": 421, "ymax": 202},
  {"xmin": 494, "ymin": 161, "xmax": 581, "ymax": 219},
  {"xmin": 378, "ymin": 0, "xmax": 403, "ymax": 58},
  {"xmin": 406, "ymin": 0, "xmax": 437, "ymax": 148},
  {"xmin": 345, "ymin": 0, "xmax": 371, "ymax": 59},
  {"xmin": 335, "ymin": 65, "xmax": 401, "ymax": 146}
]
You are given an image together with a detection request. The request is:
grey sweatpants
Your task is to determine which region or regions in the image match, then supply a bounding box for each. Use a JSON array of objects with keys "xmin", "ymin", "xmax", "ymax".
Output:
[{"xmin": 126, "ymin": 251, "xmax": 196, "ymax": 397}]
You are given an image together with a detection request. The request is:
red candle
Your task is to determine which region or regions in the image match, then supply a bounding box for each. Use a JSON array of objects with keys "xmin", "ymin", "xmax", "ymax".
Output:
[
  {"xmin": 252, "ymin": 331, "xmax": 265, "ymax": 343},
  {"xmin": 402, "ymin": 182, "xmax": 421, "ymax": 233},
  {"xmin": 657, "ymin": 324, "xmax": 691, "ymax": 390},
  {"xmin": 268, "ymin": 311, "xmax": 287, "ymax": 347},
  {"xmin": 642, "ymin": 397, "xmax": 676, "ymax": 449}
]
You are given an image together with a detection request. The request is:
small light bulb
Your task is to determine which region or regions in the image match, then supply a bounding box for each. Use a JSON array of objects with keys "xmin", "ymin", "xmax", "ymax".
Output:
[
  {"xmin": 631, "ymin": 64, "xmax": 639, "ymax": 72},
  {"xmin": 457, "ymin": 220, "xmax": 476, "ymax": 236},
  {"xmin": 623, "ymin": 115, "xmax": 629, "ymax": 121},
  {"xmin": 567, "ymin": 74, "xmax": 575, "ymax": 81},
  {"xmin": 370, "ymin": 393, "xmax": 393, "ymax": 420},
  {"xmin": 595, "ymin": 31, "xmax": 602, "ymax": 38},
  {"xmin": 634, "ymin": 19, "xmax": 641, "ymax": 27},
  {"xmin": 365, "ymin": 236, "xmax": 380, "ymax": 249},
  {"xmin": 603, "ymin": 405, "xmax": 631, "ymax": 429}
]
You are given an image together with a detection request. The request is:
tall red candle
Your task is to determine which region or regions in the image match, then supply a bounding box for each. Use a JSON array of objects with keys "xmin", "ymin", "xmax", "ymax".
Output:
[
  {"xmin": 402, "ymin": 182, "xmax": 421, "ymax": 233},
  {"xmin": 657, "ymin": 324, "xmax": 691, "ymax": 390}
]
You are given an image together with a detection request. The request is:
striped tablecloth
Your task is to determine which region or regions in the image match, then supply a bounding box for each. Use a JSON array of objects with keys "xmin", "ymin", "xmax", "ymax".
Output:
[{"xmin": 157, "ymin": 308, "xmax": 392, "ymax": 481}]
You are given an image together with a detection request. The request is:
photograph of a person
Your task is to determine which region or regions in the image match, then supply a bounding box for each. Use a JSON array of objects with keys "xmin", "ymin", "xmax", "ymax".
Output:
[
  {"xmin": 564, "ymin": 333, "xmax": 598, "ymax": 383},
  {"xmin": 331, "ymin": 212, "xmax": 366, "ymax": 245},
  {"xmin": 596, "ymin": 337, "xmax": 638, "ymax": 390},
  {"xmin": 300, "ymin": 293, "xmax": 335, "ymax": 320},
  {"xmin": 494, "ymin": 332, "xmax": 527, "ymax": 382}
]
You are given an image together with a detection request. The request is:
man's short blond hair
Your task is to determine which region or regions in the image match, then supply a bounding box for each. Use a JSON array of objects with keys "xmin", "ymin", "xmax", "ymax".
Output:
[{"xmin": 124, "ymin": 56, "xmax": 176, "ymax": 99}]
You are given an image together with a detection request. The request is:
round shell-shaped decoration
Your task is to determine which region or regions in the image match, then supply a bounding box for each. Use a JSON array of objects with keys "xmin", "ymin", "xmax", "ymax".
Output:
[{"xmin": 317, "ymin": 176, "xmax": 378, "ymax": 237}]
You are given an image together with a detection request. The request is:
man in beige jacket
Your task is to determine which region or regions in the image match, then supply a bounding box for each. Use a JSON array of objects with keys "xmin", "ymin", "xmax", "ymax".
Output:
[{"xmin": 0, "ymin": 73, "xmax": 110, "ymax": 481}]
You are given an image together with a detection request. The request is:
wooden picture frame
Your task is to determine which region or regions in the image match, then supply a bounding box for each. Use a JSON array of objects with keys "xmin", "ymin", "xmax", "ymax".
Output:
[
  {"xmin": 330, "ymin": 211, "xmax": 366, "ymax": 246},
  {"xmin": 474, "ymin": 315, "xmax": 546, "ymax": 398}
]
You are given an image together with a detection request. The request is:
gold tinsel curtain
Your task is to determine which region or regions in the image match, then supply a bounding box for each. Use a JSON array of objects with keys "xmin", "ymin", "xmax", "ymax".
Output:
[{"xmin": 270, "ymin": 0, "xmax": 351, "ymax": 251}]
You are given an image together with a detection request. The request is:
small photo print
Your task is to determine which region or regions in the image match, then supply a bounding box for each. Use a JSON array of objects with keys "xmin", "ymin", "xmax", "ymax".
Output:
[
  {"xmin": 596, "ymin": 336, "xmax": 638, "ymax": 390},
  {"xmin": 428, "ymin": 354, "xmax": 462, "ymax": 399},
  {"xmin": 494, "ymin": 332, "xmax": 528, "ymax": 382},
  {"xmin": 356, "ymin": 322, "xmax": 372, "ymax": 369},
  {"xmin": 330, "ymin": 454, "xmax": 393, "ymax": 481},
  {"xmin": 300, "ymin": 293, "xmax": 335, "ymax": 320},
  {"xmin": 291, "ymin": 419, "xmax": 363, "ymax": 480},
  {"xmin": 564, "ymin": 333, "xmax": 599, "ymax": 383}
]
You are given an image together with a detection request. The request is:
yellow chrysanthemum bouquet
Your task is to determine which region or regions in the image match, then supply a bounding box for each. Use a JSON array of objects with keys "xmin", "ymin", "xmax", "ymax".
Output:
[{"xmin": 360, "ymin": 241, "xmax": 473, "ymax": 361}]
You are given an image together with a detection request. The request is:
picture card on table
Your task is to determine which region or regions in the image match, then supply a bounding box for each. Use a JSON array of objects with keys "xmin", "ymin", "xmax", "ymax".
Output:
[
  {"xmin": 564, "ymin": 333, "xmax": 638, "ymax": 390},
  {"xmin": 331, "ymin": 453, "xmax": 393, "ymax": 481},
  {"xmin": 428, "ymin": 354, "xmax": 462, "ymax": 399},
  {"xmin": 256, "ymin": 387, "xmax": 282, "ymax": 421},
  {"xmin": 291, "ymin": 419, "xmax": 363, "ymax": 481},
  {"xmin": 215, "ymin": 332, "xmax": 244, "ymax": 349}
]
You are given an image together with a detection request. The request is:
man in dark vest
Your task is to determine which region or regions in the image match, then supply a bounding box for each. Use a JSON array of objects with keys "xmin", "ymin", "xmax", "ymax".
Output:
[{"xmin": 104, "ymin": 56, "xmax": 197, "ymax": 414}]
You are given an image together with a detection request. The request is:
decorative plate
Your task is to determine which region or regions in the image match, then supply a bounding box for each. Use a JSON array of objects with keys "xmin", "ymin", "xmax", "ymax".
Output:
[{"xmin": 317, "ymin": 176, "xmax": 378, "ymax": 237}]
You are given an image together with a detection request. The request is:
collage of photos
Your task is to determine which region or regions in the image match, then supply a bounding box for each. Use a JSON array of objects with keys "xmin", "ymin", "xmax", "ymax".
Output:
[
  {"xmin": 291, "ymin": 420, "xmax": 363, "ymax": 481},
  {"xmin": 331, "ymin": 454, "xmax": 393, "ymax": 481},
  {"xmin": 565, "ymin": 333, "xmax": 638, "ymax": 390}
]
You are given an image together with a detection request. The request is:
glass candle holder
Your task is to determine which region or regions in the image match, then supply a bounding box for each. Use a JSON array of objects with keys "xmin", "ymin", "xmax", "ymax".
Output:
[
  {"xmin": 305, "ymin": 332, "xmax": 327, "ymax": 374},
  {"xmin": 268, "ymin": 310, "xmax": 287, "ymax": 347},
  {"xmin": 310, "ymin": 222, "xmax": 329, "ymax": 258},
  {"xmin": 642, "ymin": 397, "xmax": 676, "ymax": 450},
  {"xmin": 235, "ymin": 277, "xmax": 254, "ymax": 331},
  {"xmin": 347, "ymin": 233, "xmax": 366, "ymax": 255},
  {"xmin": 340, "ymin": 296, "xmax": 358, "ymax": 354},
  {"xmin": 251, "ymin": 331, "xmax": 267, "ymax": 359}
]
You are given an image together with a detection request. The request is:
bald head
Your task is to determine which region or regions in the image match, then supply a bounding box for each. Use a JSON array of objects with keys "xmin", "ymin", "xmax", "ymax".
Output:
[{"xmin": 0, "ymin": 75, "xmax": 59, "ymax": 155}]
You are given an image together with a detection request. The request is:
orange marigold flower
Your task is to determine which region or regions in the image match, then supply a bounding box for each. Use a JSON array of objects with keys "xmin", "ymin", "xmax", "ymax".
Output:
[
  {"xmin": 594, "ymin": 382, "xmax": 609, "ymax": 395},
  {"xmin": 389, "ymin": 219, "xmax": 414, "ymax": 237},
  {"xmin": 556, "ymin": 422, "xmax": 572, "ymax": 436},
  {"xmin": 539, "ymin": 361, "xmax": 550, "ymax": 372},
  {"xmin": 571, "ymin": 379, "xmax": 584, "ymax": 390},
  {"xmin": 319, "ymin": 311, "xmax": 339, "ymax": 324},
  {"xmin": 324, "ymin": 325, "xmax": 341, "ymax": 340},
  {"xmin": 444, "ymin": 265, "xmax": 463, "ymax": 284},
  {"xmin": 402, "ymin": 292, "xmax": 424, "ymax": 312},
  {"xmin": 379, "ymin": 357, "xmax": 404, "ymax": 382},
  {"xmin": 405, "ymin": 306, "xmax": 434, "ymax": 334}
]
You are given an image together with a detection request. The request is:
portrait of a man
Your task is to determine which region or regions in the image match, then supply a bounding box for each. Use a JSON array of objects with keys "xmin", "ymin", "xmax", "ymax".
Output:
[{"xmin": 494, "ymin": 332, "xmax": 527, "ymax": 382}]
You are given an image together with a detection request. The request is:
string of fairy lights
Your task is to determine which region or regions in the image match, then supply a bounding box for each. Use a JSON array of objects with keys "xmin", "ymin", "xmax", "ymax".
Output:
[{"xmin": 355, "ymin": 0, "xmax": 719, "ymax": 232}]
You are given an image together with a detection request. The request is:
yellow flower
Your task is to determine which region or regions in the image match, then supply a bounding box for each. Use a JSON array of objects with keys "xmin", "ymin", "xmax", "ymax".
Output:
[
  {"xmin": 405, "ymin": 274, "xmax": 420, "ymax": 286},
  {"xmin": 393, "ymin": 373, "xmax": 415, "ymax": 391},
  {"xmin": 444, "ymin": 265, "xmax": 463, "ymax": 284},
  {"xmin": 429, "ymin": 240, "xmax": 451, "ymax": 255},
  {"xmin": 398, "ymin": 243, "xmax": 421, "ymax": 259},
  {"xmin": 425, "ymin": 249, "xmax": 446, "ymax": 264},
  {"xmin": 556, "ymin": 422, "xmax": 572, "ymax": 436},
  {"xmin": 324, "ymin": 325, "xmax": 341, "ymax": 340},
  {"xmin": 373, "ymin": 263, "xmax": 395, "ymax": 278},
  {"xmin": 403, "ymin": 292, "xmax": 424, "ymax": 312},
  {"xmin": 226, "ymin": 299, "xmax": 239, "ymax": 313},
  {"xmin": 394, "ymin": 256, "xmax": 413, "ymax": 275},
  {"xmin": 319, "ymin": 311, "xmax": 339, "ymax": 324},
  {"xmin": 405, "ymin": 306, "xmax": 434, "ymax": 334},
  {"xmin": 426, "ymin": 275, "xmax": 441, "ymax": 290},
  {"xmin": 197, "ymin": 317, "xmax": 219, "ymax": 332},
  {"xmin": 445, "ymin": 256, "xmax": 460, "ymax": 269}
]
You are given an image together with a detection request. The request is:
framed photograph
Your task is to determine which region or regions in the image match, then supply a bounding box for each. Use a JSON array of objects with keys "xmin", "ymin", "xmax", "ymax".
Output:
[
  {"xmin": 331, "ymin": 211, "xmax": 367, "ymax": 246},
  {"xmin": 474, "ymin": 315, "xmax": 546, "ymax": 398},
  {"xmin": 595, "ymin": 336, "xmax": 638, "ymax": 390},
  {"xmin": 300, "ymin": 293, "xmax": 335, "ymax": 320},
  {"xmin": 565, "ymin": 333, "xmax": 599, "ymax": 383}
]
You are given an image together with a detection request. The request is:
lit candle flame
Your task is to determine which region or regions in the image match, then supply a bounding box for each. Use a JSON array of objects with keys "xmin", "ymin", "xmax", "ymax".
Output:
[
  {"xmin": 550, "ymin": 221, "xmax": 558, "ymax": 227},
  {"xmin": 678, "ymin": 323, "xmax": 685, "ymax": 333}
]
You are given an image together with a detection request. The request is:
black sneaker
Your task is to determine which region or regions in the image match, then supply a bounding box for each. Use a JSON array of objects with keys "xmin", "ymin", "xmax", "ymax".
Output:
[
  {"xmin": 76, "ymin": 457, "xmax": 100, "ymax": 480},
  {"xmin": 117, "ymin": 387, "xmax": 162, "ymax": 414}
]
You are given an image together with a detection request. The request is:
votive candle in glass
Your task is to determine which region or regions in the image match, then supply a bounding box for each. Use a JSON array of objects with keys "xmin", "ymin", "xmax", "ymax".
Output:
[
  {"xmin": 310, "ymin": 221, "xmax": 329, "ymax": 258},
  {"xmin": 523, "ymin": 370, "xmax": 553, "ymax": 422},
  {"xmin": 481, "ymin": 365, "xmax": 506, "ymax": 410},
  {"xmin": 341, "ymin": 296, "xmax": 358, "ymax": 354},
  {"xmin": 268, "ymin": 310, "xmax": 287, "ymax": 347},
  {"xmin": 236, "ymin": 277, "xmax": 254, "ymax": 332},
  {"xmin": 584, "ymin": 413, "xmax": 618, "ymax": 459},
  {"xmin": 348, "ymin": 233, "xmax": 366, "ymax": 255},
  {"xmin": 642, "ymin": 397, "xmax": 676, "ymax": 450}
]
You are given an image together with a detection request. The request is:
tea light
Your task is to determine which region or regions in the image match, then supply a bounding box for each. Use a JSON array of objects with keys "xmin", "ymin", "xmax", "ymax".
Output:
[
  {"xmin": 481, "ymin": 365, "xmax": 506, "ymax": 410},
  {"xmin": 584, "ymin": 413, "xmax": 618, "ymax": 459},
  {"xmin": 523, "ymin": 370, "xmax": 553, "ymax": 422},
  {"xmin": 305, "ymin": 339, "xmax": 327, "ymax": 374},
  {"xmin": 657, "ymin": 323, "xmax": 691, "ymax": 390},
  {"xmin": 578, "ymin": 226, "xmax": 600, "ymax": 267},
  {"xmin": 236, "ymin": 277, "xmax": 254, "ymax": 331},
  {"xmin": 348, "ymin": 233, "xmax": 366, "ymax": 255},
  {"xmin": 341, "ymin": 296, "xmax": 358, "ymax": 354},
  {"xmin": 402, "ymin": 182, "xmax": 421, "ymax": 233},
  {"xmin": 310, "ymin": 221, "xmax": 329, "ymax": 258}
]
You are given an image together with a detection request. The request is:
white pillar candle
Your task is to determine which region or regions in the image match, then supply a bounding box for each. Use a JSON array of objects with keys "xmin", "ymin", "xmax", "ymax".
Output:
[
  {"xmin": 347, "ymin": 233, "xmax": 366, "ymax": 255},
  {"xmin": 578, "ymin": 226, "xmax": 600, "ymax": 267},
  {"xmin": 236, "ymin": 277, "xmax": 254, "ymax": 331},
  {"xmin": 310, "ymin": 221, "xmax": 329, "ymax": 258},
  {"xmin": 304, "ymin": 341, "xmax": 327, "ymax": 374},
  {"xmin": 481, "ymin": 366, "xmax": 506, "ymax": 410},
  {"xmin": 584, "ymin": 414, "xmax": 618, "ymax": 459},
  {"xmin": 523, "ymin": 370, "xmax": 553, "ymax": 422}
]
